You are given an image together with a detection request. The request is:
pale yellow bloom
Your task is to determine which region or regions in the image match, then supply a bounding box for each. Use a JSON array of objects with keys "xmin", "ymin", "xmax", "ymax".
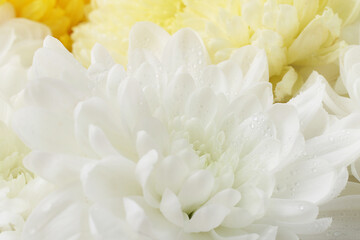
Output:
[
  {"xmin": 2, "ymin": 0, "xmax": 90, "ymax": 50},
  {"xmin": 72, "ymin": 0, "xmax": 184, "ymax": 67},
  {"xmin": 72, "ymin": 0, "xmax": 360, "ymax": 102}
]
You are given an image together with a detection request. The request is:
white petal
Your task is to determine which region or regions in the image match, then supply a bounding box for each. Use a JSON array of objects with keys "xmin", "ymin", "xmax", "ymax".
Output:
[
  {"xmin": 91, "ymin": 43, "xmax": 115, "ymax": 68},
  {"xmin": 267, "ymin": 104, "xmax": 301, "ymax": 160},
  {"xmin": 289, "ymin": 74, "xmax": 328, "ymax": 138},
  {"xmin": 24, "ymin": 151, "xmax": 91, "ymax": 186},
  {"xmin": 160, "ymin": 189, "xmax": 185, "ymax": 227},
  {"xmin": 279, "ymin": 217, "xmax": 332, "ymax": 235},
  {"xmin": 245, "ymin": 225, "xmax": 277, "ymax": 240},
  {"xmin": 301, "ymin": 196, "xmax": 360, "ymax": 240},
  {"xmin": 211, "ymin": 228, "xmax": 259, "ymax": 240},
  {"xmin": 200, "ymin": 65, "xmax": 227, "ymax": 93},
  {"xmin": 135, "ymin": 150, "xmax": 158, "ymax": 188},
  {"xmin": 81, "ymin": 156, "xmax": 140, "ymax": 203},
  {"xmin": 186, "ymin": 88, "xmax": 218, "ymax": 126},
  {"xmin": 162, "ymin": 28, "xmax": 210, "ymax": 80},
  {"xmin": 88, "ymin": 124, "xmax": 120, "ymax": 157},
  {"xmin": 246, "ymin": 82, "xmax": 273, "ymax": 110},
  {"xmin": 275, "ymin": 159, "xmax": 344, "ymax": 204},
  {"xmin": 154, "ymin": 154, "xmax": 189, "ymax": 194},
  {"xmin": 129, "ymin": 21, "xmax": 170, "ymax": 60},
  {"xmin": 106, "ymin": 64, "xmax": 126, "ymax": 97},
  {"xmin": 12, "ymin": 107, "xmax": 78, "ymax": 153},
  {"xmin": 266, "ymin": 199, "xmax": 318, "ymax": 223},
  {"xmin": 74, "ymin": 97, "xmax": 132, "ymax": 158},
  {"xmin": 178, "ymin": 170, "xmax": 215, "ymax": 212},
  {"xmin": 123, "ymin": 198, "xmax": 154, "ymax": 237},
  {"xmin": 89, "ymin": 203, "xmax": 133, "ymax": 240},
  {"xmin": 230, "ymin": 46, "xmax": 268, "ymax": 87},
  {"xmin": 305, "ymin": 129, "xmax": 360, "ymax": 168},
  {"xmin": 221, "ymin": 208, "xmax": 255, "ymax": 228},
  {"xmin": 25, "ymin": 77, "xmax": 86, "ymax": 114},
  {"xmin": 165, "ymin": 72, "xmax": 196, "ymax": 117},
  {"xmin": 185, "ymin": 204, "xmax": 230, "ymax": 233},
  {"xmin": 117, "ymin": 78, "xmax": 151, "ymax": 130},
  {"xmin": 30, "ymin": 36, "xmax": 88, "ymax": 85},
  {"xmin": 135, "ymin": 117, "xmax": 170, "ymax": 157},
  {"xmin": 22, "ymin": 185, "xmax": 91, "ymax": 240},
  {"xmin": 206, "ymin": 189, "xmax": 241, "ymax": 208}
]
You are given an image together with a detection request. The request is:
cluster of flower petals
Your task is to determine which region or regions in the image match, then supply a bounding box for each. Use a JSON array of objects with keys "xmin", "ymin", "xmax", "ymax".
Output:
[
  {"xmin": 11, "ymin": 22, "xmax": 360, "ymax": 240},
  {"xmin": 71, "ymin": 0, "xmax": 360, "ymax": 102},
  {"xmin": 0, "ymin": 4, "xmax": 53, "ymax": 239}
]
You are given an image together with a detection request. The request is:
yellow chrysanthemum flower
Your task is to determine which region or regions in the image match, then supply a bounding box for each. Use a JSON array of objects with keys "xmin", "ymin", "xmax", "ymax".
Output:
[
  {"xmin": 72, "ymin": 0, "xmax": 184, "ymax": 67},
  {"xmin": 2, "ymin": 0, "xmax": 90, "ymax": 50},
  {"xmin": 173, "ymin": 0, "xmax": 360, "ymax": 101},
  {"xmin": 72, "ymin": 0, "xmax": 360, "ymax": 102}
]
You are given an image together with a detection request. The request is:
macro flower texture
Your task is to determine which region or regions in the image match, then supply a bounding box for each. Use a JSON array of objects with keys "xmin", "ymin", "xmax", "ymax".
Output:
[
  {"xmin": 10, "ymin": 21, "xmax": 360, "ymax": 240},
  {"xmin": 0, "ymin": 2, "xmax": 53, "ymax": 239},
  {"xmin": 72, "ymin": 0, "xmax": 360, "ymax": 102}
]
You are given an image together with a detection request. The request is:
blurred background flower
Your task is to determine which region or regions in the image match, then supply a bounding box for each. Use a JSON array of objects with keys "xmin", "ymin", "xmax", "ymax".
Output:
[
  {"xmin": 72, "ymin": 0, "xmax": 185, "ymax": 67},
  {"xmin": 1, "ymin": 0, "xmax": 90, "ymax": 50},
  {"xmin": 72, "ymin": 0, "xmax": 360, "ymax": 102}
]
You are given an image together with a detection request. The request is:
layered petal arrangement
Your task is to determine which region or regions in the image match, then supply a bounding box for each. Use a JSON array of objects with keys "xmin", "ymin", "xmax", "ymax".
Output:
[
  {"xmin": 12, "ymin": 22, "xmax": 360, "ymax": 240},
  {"xmin": 317, "ymin": 45, "xmax": 360, "ymax": 185},
  {"xmin": 71, "ymin": 0, "xmax": 360, "ymax": 102},
  {"xmin": 3, "ymin": 0, "xmax": 89, "ymax": 49},
  {"xmin": 0, "ymin": 4, "xmax": 53, "ymax": 239}
]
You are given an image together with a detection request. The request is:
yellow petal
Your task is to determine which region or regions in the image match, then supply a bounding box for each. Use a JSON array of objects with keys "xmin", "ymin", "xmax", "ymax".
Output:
[
  {"xmin": 273, "ymin": 67, "xmax": 303, "ymax": 102},
  {"xmin": 327, "ymin": 0, "xmax": 360, "ymax": 26},
  {"xmin": 287, "ymin": 8, "xmax": 342, "ymax": 65}
]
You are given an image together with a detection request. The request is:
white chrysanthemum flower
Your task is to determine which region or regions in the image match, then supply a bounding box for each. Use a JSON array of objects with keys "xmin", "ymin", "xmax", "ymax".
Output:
[
  {"xmin": 13, "ymin": 22, "xmax": 360, "ymax": 240},
  {"xmin": 0, "ymin": 3, "xmax": 53, "ymax": 239}
]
